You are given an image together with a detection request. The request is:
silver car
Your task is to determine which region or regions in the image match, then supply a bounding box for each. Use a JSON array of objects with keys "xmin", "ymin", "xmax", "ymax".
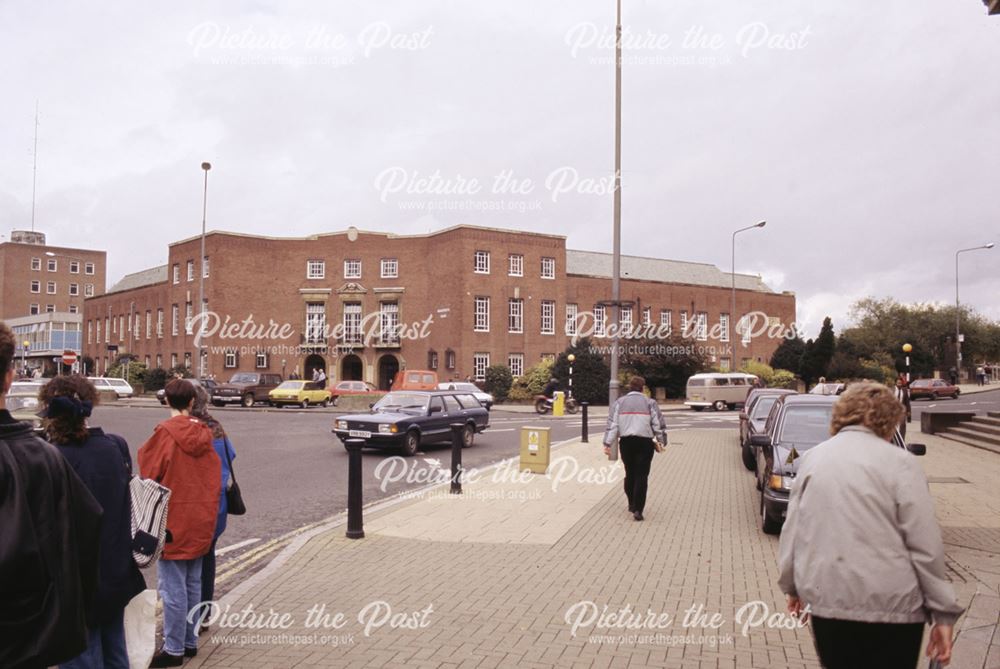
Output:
[{"xmin": 437, "ymin": 382, "xmax": 493, "ymax": 410}]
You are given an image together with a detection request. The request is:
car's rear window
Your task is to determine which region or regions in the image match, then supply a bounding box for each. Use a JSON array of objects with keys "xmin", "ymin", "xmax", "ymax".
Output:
[
  {"xmin": 687, "ymin": 379, "xmax": 706, "ymax": 387},
  {"xmin": 777, "ymin": 405, "xmax": 834, "ymax": 450},
  {"xmin": 751, "ymin": 397, "xmax": 778, "ymax": 419},
  {"xmin": 455, "ymin": 394, "xmax": 481, "ymax": 409}
]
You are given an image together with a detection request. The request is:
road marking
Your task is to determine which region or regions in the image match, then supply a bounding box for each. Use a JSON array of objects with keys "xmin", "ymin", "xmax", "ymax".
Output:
[
  {"xmin": 216, "ymin": 538, "xmax": 261, "ymax": 556},
  {"xmin": 487, "ymin": 428, "xmax": 515, "ymax": 432}
]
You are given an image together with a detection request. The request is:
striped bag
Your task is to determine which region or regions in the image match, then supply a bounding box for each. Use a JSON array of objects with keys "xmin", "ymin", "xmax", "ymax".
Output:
[{"xmin": 130, "ymin": 476, "xmax": 171, "ymax": 568}]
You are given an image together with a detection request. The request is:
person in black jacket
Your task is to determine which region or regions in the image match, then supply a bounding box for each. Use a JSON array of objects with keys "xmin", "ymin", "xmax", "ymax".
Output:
[
  {"xmin": 40, "ymin": 375, "xmax": 146, "ymax": 669},
  {"xmin": 0, "ymin": 323, "xmax": 103, "ymax": 669}
]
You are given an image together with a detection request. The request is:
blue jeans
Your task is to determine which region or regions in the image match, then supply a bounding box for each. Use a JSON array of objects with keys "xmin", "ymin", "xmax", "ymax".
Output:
[
  {"xmin": 158, "ymin": 557, "xmax": 203, "ymax": 655},
  {"xmin": 60, "ymin": 607, "xmax": 129, "ymax": 669}
]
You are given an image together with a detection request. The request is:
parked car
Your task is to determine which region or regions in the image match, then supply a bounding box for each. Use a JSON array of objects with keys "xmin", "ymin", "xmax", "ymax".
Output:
[
  {"xmin": 739, "ymin": 389, "xmax": 796, "ymax": 471},
  {"xmin": 438, "ymin": 382, "xmax": 493, "ymax": 410},
  {"xmin": 7, "ymin": 381, "xmax": 47, "ymax": 429},
  {"xmin": 685, "ymin": 372, "xmax": 758, "ymax": 411},
  {"xmin": 269, "ymin": 380, "xmax": 332, "ymax": 408},
  {"xmin": 156, "ymin": 378, "xmax": 218, "ymax": 405},
  {"xmin": 332, "ymin": 390, "xmax": 489, "ymax": 456},
  {"xmin": 211, "ymin": 372, "xmax": 283, "ymax": 407},
  {"xmin": 390, "ymin": 369, "xmax": 439, "ymax": 391},
  {"xmin": 88, "ymin": 376, "xmax": 134, "ymax": 398},
  {"xmin": 909, "ymin": 378, "xmax": 960, "ymax": 400},
  {"xmin": 751, "ymin": 394, "xmax": 925, "ymax": 534},
  {"xmin": 328, "ymin": 380, "xmax": 379, "ymax": 406}
]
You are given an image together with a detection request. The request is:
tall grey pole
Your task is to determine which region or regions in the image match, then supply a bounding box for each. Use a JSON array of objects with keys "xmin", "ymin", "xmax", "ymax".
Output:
[
  {"xmin": 199, "ymin": 162, "xmax": 211, "ymax": 379},
  {"xmin": 730, "ymin": 221, "xmax": 766, "ymax": 357},
  {"xmin": 608, "ymin": 0, "xmax": 623, "ymax": 461},
  {"xmin": 955, "ymin": 243, "xmax": 995, "ymax": 379}
]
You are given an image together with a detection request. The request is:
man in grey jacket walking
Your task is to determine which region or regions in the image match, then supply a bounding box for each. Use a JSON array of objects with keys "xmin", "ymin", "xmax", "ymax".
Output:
[{"xmin": 603, "ymin": 376, "xmax": 667, "ymax": 521}]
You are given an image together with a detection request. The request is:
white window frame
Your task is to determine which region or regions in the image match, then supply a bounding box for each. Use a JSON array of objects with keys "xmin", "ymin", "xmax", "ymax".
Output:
[
  {"xmin": 45, "ymin": 304, "xmax": 56, "ymax": 313},
  {"xmin": 69, "ymin": 261, "xmax": 80, "ymax": 274},
  {"xmin": 508, "ymin": 299, "xmax": 523, "ymax": 334},
  {"xmin": 344, "ymin": 259, "xmax": 362, "ymax": 279},
  {"xmin": 680, "ymin": 311, "xmax": 689, "ymax": 337},
  {"xmin": 203, "ymin": 256, "xmax": 210, "ymax": 278},
  {"xmin": 380, "ymin": 258, "xmax": 398, "ymax": 279},
  {"xmin": 508, "ymin": 254, "xmax": 523, "ymax": 277},
  {"xmin": 46, "ymin": 281, "xmax": 56, "ymax": 295},
  {"xmin": 343, "ymin": 303, "xmax": 362, "ymax": 344},
  {"xmin": 224, "ymin": 351, "xmax": 237, "ymax": 369},
  {"xmin": 256, "ymin": 352, "xmax": 268, "ymax": 369},
  {"xmin": 30, "ymin": 257, "xmax": 41, "ymax": 271},
  {"xmin": 157, "ymin": 309, "xmax": 164, "ymax": 338},
  {"xmin": 565, "ymin": 304, "xmax": 579, "ymax": 336},
  {"xmin": 30, "ymin": 303, "xmax": 40, "ymax": 315},
  {"xmin": 720, "ymin": 313, "xmax": 730, "ymax": 343},
  {"xmin": 185, "ymin": 303, "xmax": 193, "ymax": 335},
  {"xmin": 146, "ymin": 311, "xmax": 152, "ymax": 340},
  {"xmin": 47, "ymin": 259, "xmax": 57, "ymax": 272},
  {"xmin": 473, "ymin": 352, "xmax": 490, "ymax": 382},
  {"xmin": 474, "ymin": 296, "xmax": 490, "ymax": 332},
  {"xmin": 379, "ymin": 301, "xmax": 399, "ymax": 345},
  {"xmin": 541, "ymin": 301, "xmax": 555, "ymax": 335},
  {"xmin": 660, "ymin": 310, "xmax": 672, "ymax": 334},
  {"xmin": 172, "ymin": 264, "xmax": 180, "ymax": 284},
  {"xmin": 642, "ymin": 307, "xmax": 652, "ymax": 326},
  {"xmin": 695, "ymin": 312, "xmax": 708, "ymax": 341},
  {"xmin": 85, "ymin": 262, "xmax": 95, "ymax": 275},
  {"xmin": 306, "ymin": 260, "xmax": 325, "ymax": 280},
  {"xmin": 171, "ymin": 353, "xmax": 178, "ymax": 369},
  {"xmin": 305, "ymin": 303, "xmax": 326, "ymax": 344},
  {"xmin": 508, "ymin": 353, "xmax": 524, "ymax": 378},
  {"xmin": 30, "ymin": 280, "xmax": 40, "ymax": 294},
  {"xmin": 620, "ymin": 307, "xmax": 633, "ymax": 336},
  {"xmin": 473, "ymin": 250, "xmax": 490, "ymax": 274},
  {"xmin": 540, "ymin": 257, "xmax": 555, "ymax": 280},
  {"xmin": 186, "ymin": 260, "xmax": 194, "ymax": 282},
  {"xmin": 594, "ymin": 305, "xmax": 606, "ymax": 337},
  {"xmin": 69, "ymin": 305, "xmax": 80, "ymax": 314},
  {"xmin": 69, "ymin": 283, "xmax": 79, "ymax": 296},
  {"xmin": 85, "ymin": 284, "xmax": 94, "ymax": 297},
  {"xmin": 741, "ymin": 316, "xmax": 752, "ymax": 345},
  {"xmin": 171, "ymin": 304, "xmax": 179, "ymax": 336}
]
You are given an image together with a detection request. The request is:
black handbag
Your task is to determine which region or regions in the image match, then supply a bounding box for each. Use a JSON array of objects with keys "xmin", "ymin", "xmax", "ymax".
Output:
[{"xmin": 222, "ymin": 440, "xmax": 246, "ymax": 516}]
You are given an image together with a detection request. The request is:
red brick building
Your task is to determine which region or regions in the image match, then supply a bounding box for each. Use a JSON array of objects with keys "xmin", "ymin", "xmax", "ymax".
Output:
[
  {"xmin": 83, "ymin": 225, "xmax": 796, "ymax": 386},
  {"xmin": 0, "ymin": 230, "xmax": 106, "ymax": 319}
]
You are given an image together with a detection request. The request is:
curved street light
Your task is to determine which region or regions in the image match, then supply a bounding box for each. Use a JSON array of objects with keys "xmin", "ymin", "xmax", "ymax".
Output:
[
  {"xmin": 955, "ymin": 242, "xmax": 994, "ymax": 378},
  {"xmin": 732, "ymin": 221, "xmax": 766, "ymax": 356}
]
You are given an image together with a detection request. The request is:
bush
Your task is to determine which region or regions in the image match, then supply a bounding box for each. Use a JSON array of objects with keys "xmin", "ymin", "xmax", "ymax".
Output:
[
  {"xmin": 552, "ymin": 339, "xmax": 610, "ymax": 405},
  {"xmin": 769, "ymin": 369, "xmax": 797, "ymax": 389},
  {"xmin": 508, "ymin": 360, "xmax": 554, "ymax": 401},
  {"xmin": 143, "ymin": 367, "xmax": 169, "ymax": 392},
  {"xmin": 105, "ymin": 360, "xmax": 148, "ymax": 387},
  {"xmin": 484, "ymin": 365, "xmax": 513, "ymax": 403}
]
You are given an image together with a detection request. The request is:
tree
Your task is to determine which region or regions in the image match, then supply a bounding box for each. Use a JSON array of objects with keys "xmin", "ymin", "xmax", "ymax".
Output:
[
  {"xmin": 552, "ymin": 338, "xmax": 610, "ymax": 405},
  {"xmin": 799, "ymin": 317, "xmax": 836, "ymax": 386},
  {"xmin": 618, "ymin": 333, "xmax": 712, "ymax": 400},
  {"xmin": 483, "ymin": 365, "xmax": 513, "ymax": 403},
  {"xmin": 508, "ymin": 359, "xmax": 554, "ymax": 401},
  {"xmin": 769, "ymin": 336, "xmax": 805, "ymax": 376}
]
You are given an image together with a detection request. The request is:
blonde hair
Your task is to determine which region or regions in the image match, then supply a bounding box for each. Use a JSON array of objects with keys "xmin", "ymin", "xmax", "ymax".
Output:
[{"xmin": 830, "ymin": 381, "xmax": 904, "ymax": 440}]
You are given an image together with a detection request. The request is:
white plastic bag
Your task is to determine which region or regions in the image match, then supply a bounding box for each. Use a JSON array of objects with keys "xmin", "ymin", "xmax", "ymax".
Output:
[{"xmin": 124, "ymin": 589, "xmax": 157, "ymax": 669}]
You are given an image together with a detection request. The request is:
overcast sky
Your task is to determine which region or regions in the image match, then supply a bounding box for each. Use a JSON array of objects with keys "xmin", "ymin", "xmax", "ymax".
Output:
[{"xmin": 2, "ymin": 1, "xmax": 997, "ymax": 338}]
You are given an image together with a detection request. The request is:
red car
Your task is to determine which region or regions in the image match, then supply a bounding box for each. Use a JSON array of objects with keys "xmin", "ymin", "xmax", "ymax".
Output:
[
  {"xmin": 329, "ymin": 380, "xmax": 379, "ymax": 406},
  {"xmin": 908, "ymin": 379, "xmax": 960, "ymax": 400}
]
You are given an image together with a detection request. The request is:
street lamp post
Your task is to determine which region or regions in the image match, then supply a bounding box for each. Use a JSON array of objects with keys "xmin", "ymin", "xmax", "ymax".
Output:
[
  {"xmin": 608, "ymin": 0, "xmax": 623, "ymax": 430},
  {"xmin": 731, "ymin": 221, "xmax": 766, "ymax": 358},
  {"xmin": 902, "ymin": 343, "xmax": 912, "ymax": 383},
  {"xmin": 199, "ymin": 162, "xmax": 211, "ymax": 380},
  {"xmin": 22, "ymin": 340, "xmax": 29, "ymax": 377},
  {"xmin": 955, "ymin": 243, "xmax": 994, "ymax": 380}
]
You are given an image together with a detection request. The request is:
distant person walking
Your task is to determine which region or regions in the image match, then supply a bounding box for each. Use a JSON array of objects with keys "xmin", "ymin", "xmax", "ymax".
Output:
[
  {"xmin": 778, "ymin": 382, "xmax": 962, "ymax": 668},
  {"xmin": 190, "ymin": 385, "xmax": 237, "ymax": 631},
  {"xmin": 139, "ymin": 380, "xmax": 220, "ymax": 667},
  {"xmin": 976, "ymin": 365, "xmax": 986, "ymax": 386},
  {"xmin": 894, "ymin": 375, "xmax": 911, "ymax": 440},
  {"xmin": 0, "ymin": 323, "xmax": 103, "ymax": 669},
  {"xmin": 603, "ymin": 376, "xmax": 667, "ymax": 521},
  {"xmin": 41, "ymin": 375, "xmax": 145, "ymax": 669}
]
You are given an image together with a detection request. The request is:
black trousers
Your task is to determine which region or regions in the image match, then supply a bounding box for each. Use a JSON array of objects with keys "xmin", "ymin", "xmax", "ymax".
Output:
[
  {"xmin": 619, "ymin": 436, "xmax": 655, "ymax": 513},
  {"xmin": 812, "ymin": 616, "xmax": 923, "ymax": 669},
  {"xmin": 200, "ymin": 537, "xmax": 219, "ymax": 605}
]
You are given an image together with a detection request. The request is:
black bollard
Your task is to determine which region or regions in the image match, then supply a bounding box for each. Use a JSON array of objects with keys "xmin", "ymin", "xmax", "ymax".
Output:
[
  {"xmin": 345, "ymin": 438, "xmax": 365, "ymax": 539},
  {"xmin": 581, "ymin": 402, "xmax": 589, "ymax": 443},
  {"xmin": 450, "ymin": 422, "xmax": 464, "ymax": 495}
]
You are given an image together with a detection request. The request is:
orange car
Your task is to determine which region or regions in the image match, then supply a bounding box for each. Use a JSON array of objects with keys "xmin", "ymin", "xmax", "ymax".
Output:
[{"xmin": 390, "ymin": 369, "xmax": 439, "ymax": 391}]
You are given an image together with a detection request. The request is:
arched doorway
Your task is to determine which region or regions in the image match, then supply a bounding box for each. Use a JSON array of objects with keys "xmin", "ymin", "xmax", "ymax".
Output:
[
  {"xmin": 377, "ymin": 355, "xmax": 399, "ymax": 390},
  {"xmin": 341, "ymin": 354, "xmax": 363, "ymax": 381},
  {"xmin": 304, "ymin": 354, "xmax": 326, "ymax": 381}
]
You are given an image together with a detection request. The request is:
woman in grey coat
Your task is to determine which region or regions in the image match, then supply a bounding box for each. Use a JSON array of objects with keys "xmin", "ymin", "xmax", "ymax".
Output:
[{"xmin": 778, "ymin": 381, "xmax": 962, "ymax": 668}]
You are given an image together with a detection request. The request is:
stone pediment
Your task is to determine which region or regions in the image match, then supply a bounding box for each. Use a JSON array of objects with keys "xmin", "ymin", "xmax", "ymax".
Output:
[{"xmin": 336, "ymin": 282, "xmax": 367, "ymax": 295}]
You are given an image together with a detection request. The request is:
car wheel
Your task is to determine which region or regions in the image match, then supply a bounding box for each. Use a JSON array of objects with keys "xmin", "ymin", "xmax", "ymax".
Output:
[
  {"xmin": 401, "ymin": 431, "xmax": 420, "ymax": 457},
  {"xmin": 713, "ymin": 400, "xmax": 727, "ymax": 412},
  {"xmin": 301, "ymin": 398, "xmax": 310, "ymax": 409},
  {"xmin": 741, "ymin": 443, "xmax": 756, "ymax": 472},
  {"xmin": 275, "ymin": 403, "xmax": 283, "ymax": 409},
  {"xmin": 692, "ymin": 406, "xmax": 704, "ymax": 412},
  {"xmin": 241, "ymin": 394, "xmax": 254, "ymax": 408},
  {"xmin": 321, "ymin": 398, "xmax": 330, "ymax": 408},
  {"xmin": 331, "ymin": 396, "xmax": 339, "ymax": 407},
  {"xmin": 761, "ymin": 489, "xmax": 781, "ymax": 535},
  {"xmin": 461, "ymin": 424, "xmax": 474, "ymax": 448},
  {"xmin": 951, "ymin": 392, "xmax": 959, "ymax": 400}
]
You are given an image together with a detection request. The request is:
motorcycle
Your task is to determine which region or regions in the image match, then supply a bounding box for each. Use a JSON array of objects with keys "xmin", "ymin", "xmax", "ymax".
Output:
[{"xmin": 534, "ymin": 394, "xmax": 579, "ymax": 415}]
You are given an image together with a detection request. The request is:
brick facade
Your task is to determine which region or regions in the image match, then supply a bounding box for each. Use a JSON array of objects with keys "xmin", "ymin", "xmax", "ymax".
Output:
[
  {"xmin": 0, "ymin": 231, "xmax": 107, "ymax": 320},
  {"xmin": 83, "ymin": 225, "xmax": 796, "ymax": 386}
]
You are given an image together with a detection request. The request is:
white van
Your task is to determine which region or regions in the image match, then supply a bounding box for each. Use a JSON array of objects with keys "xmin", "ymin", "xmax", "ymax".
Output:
[
  {"xmin": 685, "ymin": 373, "xmax": 758, "ymax": 411},
  {"xmin": 88, "ymin": 376, "xmax": 135, "ymax": 398}
]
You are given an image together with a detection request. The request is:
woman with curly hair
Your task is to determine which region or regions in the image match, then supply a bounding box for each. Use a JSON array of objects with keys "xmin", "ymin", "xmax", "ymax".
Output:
[
  {"xmin": 40, "ymin": 375, "xmax": 145, "ymax": 669},
  {"xmin": 777, "ymin": 381, "xmax": 963, "ymax": 668}
]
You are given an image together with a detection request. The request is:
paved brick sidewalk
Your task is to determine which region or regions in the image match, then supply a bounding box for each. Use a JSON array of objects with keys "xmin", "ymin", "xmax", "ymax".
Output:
[{"xmin": 185, "ymin": 427, "xmax": 998, "ymax": 669}]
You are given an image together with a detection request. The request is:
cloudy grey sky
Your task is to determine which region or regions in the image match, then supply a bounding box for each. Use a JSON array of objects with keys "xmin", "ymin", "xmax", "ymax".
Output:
[{"xmin": 2, "ymin": 1, "xmax": 997, "ymax": 337}]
